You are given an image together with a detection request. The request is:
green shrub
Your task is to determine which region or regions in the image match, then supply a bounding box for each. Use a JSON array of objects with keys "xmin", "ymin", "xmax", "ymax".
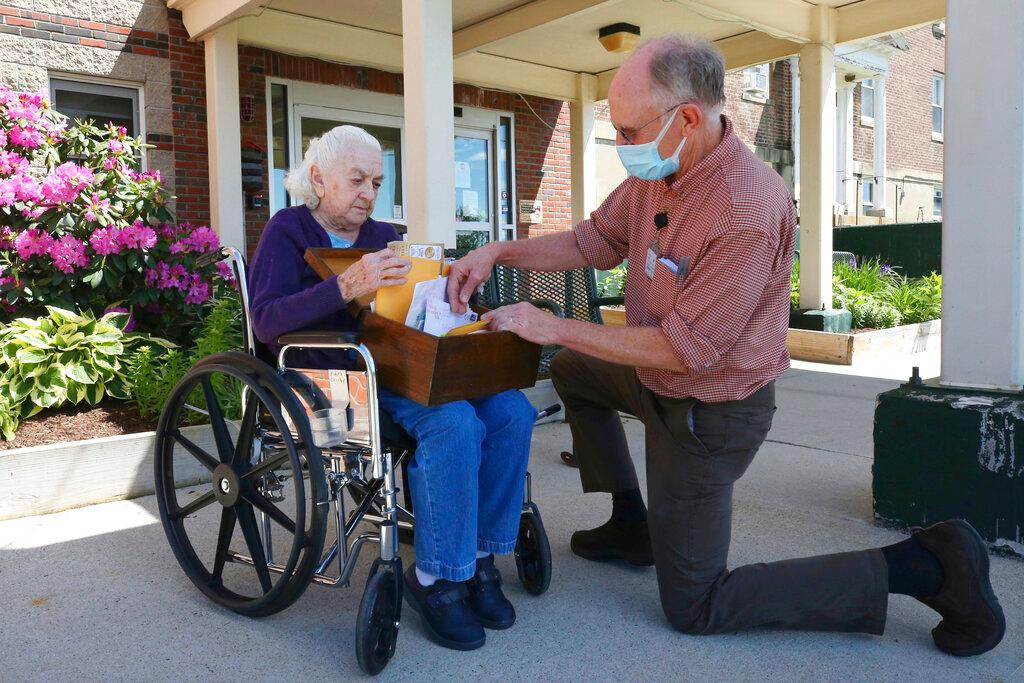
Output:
[
  {"xmin": 0, "ymin": 306, "xmax": 174, "ymax": 436},
  {"xmin": 598, "ymin": 264, "xmax": 627, "ymax": 298},
  {"xmin": 0, "ymin": 393, "xmax": 18, "ymax": 440},
  {"xmin": 832, "ymin": 256, "xmax": 894, "ymax": 294},
  {"xmin": 127, "ymin": 293, "xmax": 243, "ymax": 422},
  {"xmin": 790, "ymin": 258, "xmax": 800, "ymax": 308}
]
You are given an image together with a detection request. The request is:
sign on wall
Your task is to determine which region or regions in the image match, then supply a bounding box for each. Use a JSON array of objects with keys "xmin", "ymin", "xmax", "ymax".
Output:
[{"xmin": 519, "ymin": 200, "xmax": 542, "ymax": 224}]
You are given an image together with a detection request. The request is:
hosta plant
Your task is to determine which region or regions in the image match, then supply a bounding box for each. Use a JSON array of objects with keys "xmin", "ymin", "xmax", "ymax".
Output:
[{"xmin": 0, "ymin": 306, "xmax": 174, "ymax": 428}]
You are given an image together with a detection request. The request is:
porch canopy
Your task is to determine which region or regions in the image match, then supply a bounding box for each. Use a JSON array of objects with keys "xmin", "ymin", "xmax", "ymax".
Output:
[{"xmin": 168, "ymin": 0, "xmax": 1024, "ymax": 394}]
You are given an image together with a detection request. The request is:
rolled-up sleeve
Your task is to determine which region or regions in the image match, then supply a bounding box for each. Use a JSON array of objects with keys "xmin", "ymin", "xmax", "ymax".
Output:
[
  {"xmin": 660, "ymin": 226, "xmax": 777, "ymax": 373},
  {"xmin": 573, "ymin": 177, "xmax": 635, "ymax": 271}
]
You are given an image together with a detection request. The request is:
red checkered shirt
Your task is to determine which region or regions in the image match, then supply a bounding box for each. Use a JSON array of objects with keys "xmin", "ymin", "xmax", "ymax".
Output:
[{"xmin": 575, "ymin": 115, "xmax": 797, "ymax": 403}]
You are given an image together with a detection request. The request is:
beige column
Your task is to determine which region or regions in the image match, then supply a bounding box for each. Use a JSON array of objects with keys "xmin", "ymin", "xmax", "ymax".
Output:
[
  {"xmin": 941, "ymin": 0, "xmax": 1024, "ymax": 390},
  {"xmin": 203, "ymin": 24, "xmax": 245, "ymax": 251},
  {"xmin": 798, "ymin": 40, "xmax": 837, "ymax": 310},
  {"xmin": 570, "ymin": 73, "xmax": 598, "ymax": 226},
  {"xmin": 401, "ymin": 0, "xmax": 455, "ymax": 245}
]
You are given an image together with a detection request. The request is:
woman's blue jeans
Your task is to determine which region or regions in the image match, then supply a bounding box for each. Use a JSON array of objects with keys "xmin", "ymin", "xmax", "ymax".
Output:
[{"xmin": 378, "ymin": 388, "xmax": 536, "ymax": 582}]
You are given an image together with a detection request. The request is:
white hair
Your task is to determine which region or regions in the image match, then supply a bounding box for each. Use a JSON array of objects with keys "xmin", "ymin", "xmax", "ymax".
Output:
[
  {"xmin": 634, "ymin": 34, "xmax": 726, "ymax": 117},
  {"xmin": 284, "ymin": 125, "xmax": 382, "ymax": 209}
]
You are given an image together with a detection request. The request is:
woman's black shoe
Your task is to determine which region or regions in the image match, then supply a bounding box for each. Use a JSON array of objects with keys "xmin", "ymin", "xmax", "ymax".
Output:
[
  {"xmin": 403, "ymin": 566, "xmax": 486, "ymax": 651},
  {"xmin": 466, "ymin": 555, "xmax": 516, "ymax": 629}
]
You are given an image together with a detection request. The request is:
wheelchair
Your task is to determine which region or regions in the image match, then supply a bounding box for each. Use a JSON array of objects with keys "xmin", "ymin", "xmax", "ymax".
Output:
[{"xmin": 153, "ymin": 246, "xmax": 555, "ymax": 675}]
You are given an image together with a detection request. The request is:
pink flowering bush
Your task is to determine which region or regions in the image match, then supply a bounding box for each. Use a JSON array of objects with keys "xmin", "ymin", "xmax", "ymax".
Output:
[{"xmin": 0, "ymin": 87, "xmax": 233, "ymax": 342}]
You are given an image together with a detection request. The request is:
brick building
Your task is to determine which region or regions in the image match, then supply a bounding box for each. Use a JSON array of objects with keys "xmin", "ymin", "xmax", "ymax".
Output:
[
  {"xmin": 0, "ymin": 0, "xmax": 575, "ymax": 256},
  {"xmin": 0, "ymin": 0, "xmax": 944, "ymax": 259}
]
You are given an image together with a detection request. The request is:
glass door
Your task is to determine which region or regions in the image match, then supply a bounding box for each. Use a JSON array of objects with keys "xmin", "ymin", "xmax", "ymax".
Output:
[
  {"xmin": 291, "ymin": 104, "xmax": 406, "ymax": 224},
  {"xmin": 454, "ymin": 128, "xmax": 495, "ymax": 249}
]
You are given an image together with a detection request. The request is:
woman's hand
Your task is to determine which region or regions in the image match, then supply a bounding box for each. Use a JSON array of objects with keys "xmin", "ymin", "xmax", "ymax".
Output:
[
  {"xmin": 447, "ymin": 243, "xmax": 498, "ymax": 314},
  {"xmin": 337, "ymin": 250, "xmax": 411, "ymax": 302}
]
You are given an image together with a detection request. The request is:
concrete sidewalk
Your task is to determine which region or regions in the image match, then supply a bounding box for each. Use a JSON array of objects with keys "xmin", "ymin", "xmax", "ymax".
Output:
[{"xmin": 1, "ymin": 363, "xmax": 1022, "ymax": 682}]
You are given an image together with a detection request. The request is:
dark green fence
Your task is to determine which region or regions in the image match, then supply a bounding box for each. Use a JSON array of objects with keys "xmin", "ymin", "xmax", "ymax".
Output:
[{"xmin": 832, "ymin": 221, "xmax": 942, "ymax": 278}]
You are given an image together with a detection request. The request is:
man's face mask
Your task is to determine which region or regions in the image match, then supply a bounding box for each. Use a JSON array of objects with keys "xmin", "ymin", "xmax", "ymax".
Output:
[{"xmin": 615, "ymin": 106, "xmax": 687, "ymax": 181}]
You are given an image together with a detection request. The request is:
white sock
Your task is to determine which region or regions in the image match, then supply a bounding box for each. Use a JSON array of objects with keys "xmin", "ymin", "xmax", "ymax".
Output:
[
  {"xmin": 415, "ymin": 566, "xmax": 439, "ymax": 587},
  {"xmin": 476, "ymin": 550, "xmax": 490, "ymax": 560}
]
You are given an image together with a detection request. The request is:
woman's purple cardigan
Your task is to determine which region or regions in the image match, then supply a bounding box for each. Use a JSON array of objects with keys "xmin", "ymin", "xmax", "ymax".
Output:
[{"xmin": 247, "ymin": 205, "xmax": 399, "ymax": 369}]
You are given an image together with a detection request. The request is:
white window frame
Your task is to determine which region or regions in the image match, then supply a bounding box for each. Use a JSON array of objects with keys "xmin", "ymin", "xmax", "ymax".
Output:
[
  {"xmin": 860, "ymin": 78, "xmax": 875, "ymax": 126},
  {"xmin": 861, "ymin": 178, "xmax": 874, "ymax": 211},
  {"xmin": 48, "ymin": 74, "xmax": 145, "ymax": 167},
  {"xmin": 933, "ymin": 187, "xmax": 943, "ymax": 219},
  {"xmin": 742, "ymin": 64, "xmax": 770, "ymax": 103},
  {"xmin": 264, "ymin": 78, "xmax": 517, "ymax": 240},
  {"xmin": 932, "ymin": 73, "xmax": 945, "ymax": 141}
]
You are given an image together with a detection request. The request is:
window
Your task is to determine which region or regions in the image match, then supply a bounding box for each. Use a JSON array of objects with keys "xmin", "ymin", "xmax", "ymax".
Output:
[
  {"xmin": 49, "ymin": 77, "xmax": 141, "ymax": 137},
  {"xmin": 861, "ymin": 78, "xmax": 875, "ymax": 121},
  {"xmin": 299, "ymin": 114, "xmax": 404, "ymax": 222},
  {"xmin": 932, "ymin": 74, "xmax": 944, "ymax": 136},
  {"xmin": 861, "ymin": 178, "xmax": 874, "ymax": 211},
  {"xmin": 270, "ymin": 83, "xmax": 290, "ymax": 212},
  {"xmin": 933, "ymin": 187, "xmax": 943, "ymax": 218},
  {"xmin": 742, "ymin": 64, "xmax": 770, "ymax": 102}
]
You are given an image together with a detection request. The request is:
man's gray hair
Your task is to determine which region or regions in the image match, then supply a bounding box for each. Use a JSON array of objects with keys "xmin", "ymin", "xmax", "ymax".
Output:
[
  {"xmin": 638, "ymin": 34, "xmax": 725, "ymax": 114},
  {"xmin": 284, "ymin": 124, "xmax": 381, "ymax": 209}
]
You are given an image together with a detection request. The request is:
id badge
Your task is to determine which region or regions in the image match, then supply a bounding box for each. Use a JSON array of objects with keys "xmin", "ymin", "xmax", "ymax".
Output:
[{"xmin": 645, "ymin": 240, "xmax": 659, "ymax": 280}]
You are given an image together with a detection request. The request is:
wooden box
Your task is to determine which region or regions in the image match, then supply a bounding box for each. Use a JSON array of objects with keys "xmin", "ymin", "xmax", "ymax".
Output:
[{"xmin": 305, "ymin": 247, "xmax": 542, "ymax": 406}]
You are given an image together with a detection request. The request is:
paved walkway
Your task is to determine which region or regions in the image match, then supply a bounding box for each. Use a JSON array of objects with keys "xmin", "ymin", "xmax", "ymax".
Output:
[{"xmin": 2, "ymin": 356, "xmax": 1022, "ymax": 681}]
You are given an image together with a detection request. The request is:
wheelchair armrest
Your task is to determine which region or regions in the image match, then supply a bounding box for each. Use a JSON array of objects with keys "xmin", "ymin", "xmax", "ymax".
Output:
[
  {"xmin": 195, "ymin": 247, "xmax": 229, "ymax": 268},
  {"xmin": 276, "ymin": 330, "xmax": 360, "ymax": 347}
]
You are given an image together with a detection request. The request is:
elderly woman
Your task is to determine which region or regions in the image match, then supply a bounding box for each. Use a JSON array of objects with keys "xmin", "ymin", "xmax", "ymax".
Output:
[{"xmin": 248, "ymin": 125, "xmax": 536, "ymax": 652}]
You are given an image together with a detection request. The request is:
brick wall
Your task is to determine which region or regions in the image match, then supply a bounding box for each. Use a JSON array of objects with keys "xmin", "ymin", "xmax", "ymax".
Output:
[
  {"xmin": 853, "ymin": 25, "xmax": 945, "ymax": 175},
  {"xmin": 723, "ymin": 61, "xmax": 792, "ymax": 152},
  {"xmin": 593, "ymin": 61, "xmax": 794, "ymax": 153},
  {"xmin": 170, "ymin": 11, "xmax": 572, "ymax": 253},
  {"xmin": 0, "ymin": 0, "xmax": 175, "ymax": 200}
]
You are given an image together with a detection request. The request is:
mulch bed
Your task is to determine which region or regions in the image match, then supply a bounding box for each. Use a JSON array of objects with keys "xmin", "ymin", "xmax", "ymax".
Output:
[{"xmin": 0, "ymin": 401, "xmax": 157, "ymax": 451}]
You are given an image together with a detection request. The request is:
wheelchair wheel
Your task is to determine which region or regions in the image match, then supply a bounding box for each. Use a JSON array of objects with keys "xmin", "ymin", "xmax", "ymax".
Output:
[
  {"xmin": 154, "ymin": 351, "xmax": 329, "ymax": 617},
  {"xmin": 355, "ymin": 558, "xmax": 403, "ymax": 675},
  {"xmin": 515, "ymin": 502, "xmax": 552, "ymax": 595}
]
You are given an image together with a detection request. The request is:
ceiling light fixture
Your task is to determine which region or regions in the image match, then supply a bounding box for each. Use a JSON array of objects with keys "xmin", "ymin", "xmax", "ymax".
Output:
[{"xmin": 598, "ymin": 23, "xmax": 640, "ymax": 53}]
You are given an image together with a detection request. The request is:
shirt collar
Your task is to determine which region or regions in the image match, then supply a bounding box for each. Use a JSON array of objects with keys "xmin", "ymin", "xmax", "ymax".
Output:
[{"xmin": 665, "ymin": 114, "xmax": 739, "ymax": 195}]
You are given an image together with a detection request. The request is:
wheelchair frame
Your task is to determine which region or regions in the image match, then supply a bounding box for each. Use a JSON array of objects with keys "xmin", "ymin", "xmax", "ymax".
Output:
[{"xmin": 154, "ymin": 246, "xmax": 553, "ymax": 675}]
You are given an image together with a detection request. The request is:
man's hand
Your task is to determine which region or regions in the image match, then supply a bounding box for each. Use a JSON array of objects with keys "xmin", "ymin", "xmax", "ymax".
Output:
[
  {"xmin": 482, "ymin": 302, "xmax": 563, "ymax": 346},
  {"xmin": 338, "ymin": 250, "xmax": 411, "ymax": 302},
  {"xmin": 446, "ymin": 244, "xmax": 498, "ymax": 314}
]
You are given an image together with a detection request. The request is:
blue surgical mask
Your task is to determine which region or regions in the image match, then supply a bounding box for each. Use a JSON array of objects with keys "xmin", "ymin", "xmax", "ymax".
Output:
[{"xmin": 616, "ymin": 107, "xmax": 687, "ymax": 180}]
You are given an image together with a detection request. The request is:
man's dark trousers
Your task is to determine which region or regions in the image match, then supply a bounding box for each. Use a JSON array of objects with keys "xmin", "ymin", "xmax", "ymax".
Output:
[{"xmin": 550, "ymin": 348, "xmax": 889, "ymax": 634}]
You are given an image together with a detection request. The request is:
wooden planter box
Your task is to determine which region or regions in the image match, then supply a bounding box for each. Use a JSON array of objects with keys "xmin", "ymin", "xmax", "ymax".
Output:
[
  {"xmin": 306, "ymin": 247, "xmax": 542, "ymax": 405},
  {"xmin": 787, "ymin": 319, "xmax": 941, "ymax": 365},
  {"xmin": 601, "ymin": 302, "xmax": 939, "ymax": 367}
]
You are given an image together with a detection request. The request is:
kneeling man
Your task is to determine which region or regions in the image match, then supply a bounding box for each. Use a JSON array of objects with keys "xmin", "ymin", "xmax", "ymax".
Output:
[{"xmin": 448, "ymin": 34, "xmax": 1004, "ymax": 655}]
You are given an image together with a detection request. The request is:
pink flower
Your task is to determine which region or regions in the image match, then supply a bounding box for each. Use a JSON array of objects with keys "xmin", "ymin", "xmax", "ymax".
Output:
[
  {"xmin": 185, "ymin": 274, "xmax": 210, "ymax": 305},
  {"xmin": 102, "ymin": 157, "xmax": 117, "ymax": 171},
  {"xmin": 5, "ymin": 102, "xmax": 41, "ymax": 123},
  {"xmin": 117, "ymin": 221, "xmax": 157, "ymax": 249},
  {"xmin": 47, "ymin": 234, "xmax": 89, "ymax": 273},
  {"xmin": 107, "ymin": 139, "xmax": 124, "ymax": 155},
  {"xmin": 0, "ymin": 151, "xmax": 29, "ymax": 176},
  {"xmin": 144, "ymin": 267, "xmax": 159, "ymax": 287},
  {"xmin": 0, "ymin": 226, "xmax": 13, "ymax": 249},
  {"xmin": 40, "ymin": 162, "xmax": 94, "ymax": 204},
  {"xmin": 13, "ymin": 228, "xmax": 54, "ymax": 260},
  {"xmin": 8, "ymin": 125, "xmax": 44, "ymax": 149},
  {"xmin": 82, "ymin": 192, "xmax": 109, "ymax": 223},
  {"xmin": 89, "ymin": 226, "xmax": 122, "ymax": 256},
  {"xmin": 10, "ymin": 173, "xmax": 42, "ymax": 202},
  {"xmin": 20, "ymin": 205, "xmax": 45, "ymax": 219},
  {"xmin": 116, "ymin": 126, "xmax": 127, "ymax": 138}
]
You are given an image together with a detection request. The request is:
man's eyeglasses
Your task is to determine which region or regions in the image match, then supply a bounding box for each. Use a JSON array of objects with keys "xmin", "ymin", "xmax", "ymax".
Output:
[{"xmin": 614, "ymin": 102, "xmax": 686, "ymax": 145}]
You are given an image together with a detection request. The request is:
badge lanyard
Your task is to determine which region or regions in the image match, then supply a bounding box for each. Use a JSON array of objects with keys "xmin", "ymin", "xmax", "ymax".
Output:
[{"xmin": 645, "ymin": 209, "xmax": 670, "ymax": 279}]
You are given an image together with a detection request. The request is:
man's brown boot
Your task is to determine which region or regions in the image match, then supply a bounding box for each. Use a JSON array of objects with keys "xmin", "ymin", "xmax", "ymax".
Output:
[{"xmin": 912, "ymin": 520, "xmax": 1005, "ymax": 657}]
